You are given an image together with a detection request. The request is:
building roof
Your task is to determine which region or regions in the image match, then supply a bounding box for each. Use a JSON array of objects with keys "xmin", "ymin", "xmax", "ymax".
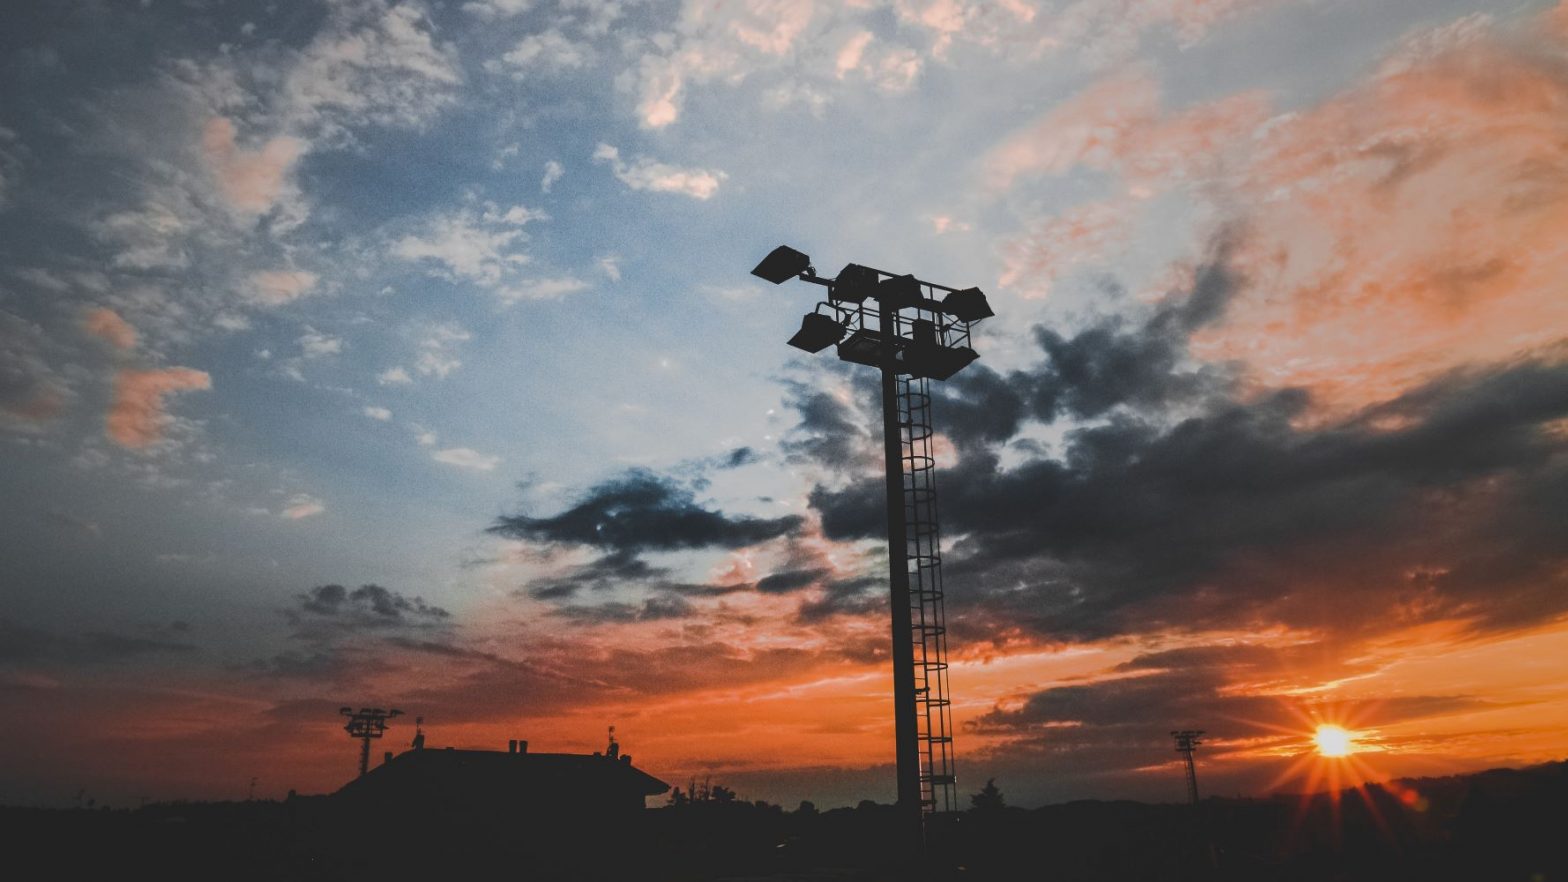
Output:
[{"xmin": 335, "ymin": 747, "xmax": 671, "ymax": 802}]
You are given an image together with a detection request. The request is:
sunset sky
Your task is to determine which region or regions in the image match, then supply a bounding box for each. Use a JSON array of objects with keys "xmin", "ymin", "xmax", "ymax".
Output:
[{"xmin": 3, "ymin": 0, "xmax": 1566, "ymax": 810}]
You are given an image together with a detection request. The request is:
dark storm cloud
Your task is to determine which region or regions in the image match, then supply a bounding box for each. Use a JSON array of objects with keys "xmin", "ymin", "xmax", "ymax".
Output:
[
  {"xmin": 722, "ymin": 446, "xmax": 760, "ymax": 468},
  {"xmin": 551, "ymin": 594, "xmax": 697, "ymax": 624},
  {"xmin": 929, "ymin": 366, "xmax": 1028, "ymax": 449},
  {"xmin": 293, "ymin": 584, "xmax": 450, "ymax": 623},
  {"xmin": 797, "ymin": 576, "xmax": 885, "ymax": 622},
  {"xmin": 0, "ymin": 618, "xmax": 197, "ymax": 664},
  {"xmin": 819, "ymin": 356, "xmax": 1568, "ymax": 641},
  {"xmin": 519, "ymin": 550, "xmax": 668, "ymax": 600},
  {"xmin": 779, "ymin": 375, "xmax": 880, "ymax": 472},
  {"xmin": 756, "ymin": 567, "xmax": 830, "ymax": 594},
  {"xmin": 805, "ymin": 239, "xmax": 1568, "ymax": 644},
  {"xmin": 490, "ymin": 468, "xmax": 802, "ymax": 553},
  {"xmin": 1028, "ymin": 256, "xmax": 1239, "ymax": 422}
]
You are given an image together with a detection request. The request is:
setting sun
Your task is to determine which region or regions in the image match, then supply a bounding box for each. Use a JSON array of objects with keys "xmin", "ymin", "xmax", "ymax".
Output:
[{"xmin": 1314, "ymin": 724, "xmax": 1355, "ymax": 757}]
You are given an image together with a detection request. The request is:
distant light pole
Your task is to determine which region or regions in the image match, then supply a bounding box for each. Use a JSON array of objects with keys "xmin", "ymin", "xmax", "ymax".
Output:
[
  {"xmin": 753, "ymin": 245, "xmax": 994, "ymax": 845},
  {"xmin": 340, "ymin": 707, "xmax": 403, "ymax": 777},
  {"xmin": 1172, "ymin": 730, "xmax": 1205, "ymax": 805}
]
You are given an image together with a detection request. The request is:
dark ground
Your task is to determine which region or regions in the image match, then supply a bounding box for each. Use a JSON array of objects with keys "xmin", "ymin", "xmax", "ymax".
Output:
[{"xmin": 6, "ymin": 760, "xmax": 1565, "ymax": 881}]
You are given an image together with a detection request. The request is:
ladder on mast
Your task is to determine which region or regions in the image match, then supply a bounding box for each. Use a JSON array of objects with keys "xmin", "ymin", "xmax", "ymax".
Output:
[{"xmin": 898, "ymin": 374, "xmax": 957, "ymax": 814}]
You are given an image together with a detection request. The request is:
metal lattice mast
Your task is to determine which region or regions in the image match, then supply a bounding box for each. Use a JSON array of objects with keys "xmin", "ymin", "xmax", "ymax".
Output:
[
  {"xmin": 340, "ymin": 707, "xmax": 403, "ymax": 777},
  {"xmin": 1172, "ymin": 729, "xmax": 1204, "ymax": 805},
  {"xmin": 752, "ymin": 244, "xmax": 994, "ymax": 845},
  {"xmin": 900, "ymin": 375, "xmax": 957, "ymax": 813}
]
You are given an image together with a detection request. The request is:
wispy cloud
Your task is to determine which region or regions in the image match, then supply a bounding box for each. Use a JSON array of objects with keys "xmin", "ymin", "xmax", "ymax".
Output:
[
  {"xmin": 432, "ymin": 447, "xmax": 501, "ymax": 471},
  {"xmin": 592, "ymin": 144, "xmax": 726, "ymax": 200}
]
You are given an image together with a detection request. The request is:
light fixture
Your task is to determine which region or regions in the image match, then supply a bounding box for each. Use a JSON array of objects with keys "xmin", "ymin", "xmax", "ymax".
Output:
[
  {"xmin": 831, "ymin": 263, "xmax": 880, "ymax": 303},
  {"xmin": 787, "ymin": 312, "xmax": 847, "ymax": 352},
  {"xmin": 877, "ymin": 274, "xmax": 922, "ymax": 310},
  {"xmin": 751, "ymin": 245, "xmax": 812, "ymax": 284},
  {"xmin": 941, "ymin": 287, "xmax": 994, "ymax": 322}
]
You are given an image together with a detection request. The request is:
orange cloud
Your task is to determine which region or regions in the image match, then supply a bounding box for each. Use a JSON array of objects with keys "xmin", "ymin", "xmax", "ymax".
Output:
[
  {"xmin": 106, "ymin": 367, "xmax": 211, "ymax": 448},
  {"xmin": 1196, "ymin": 19, "xmax": 1568, "ymax": 408},
  {"xmin": 81, "ymin": 307, "xmax": 137, "ymax": 350},
  {"xmin": 200, "ymin": 116, "xmax": 304, "ymax": 215},
  {"xmin": 993, "ymin": 12, "xmax": 1568, "ymax": 409},
  {"xmin": 985, "ymin": 69, "xmax": 1269, "ymax": 191}
]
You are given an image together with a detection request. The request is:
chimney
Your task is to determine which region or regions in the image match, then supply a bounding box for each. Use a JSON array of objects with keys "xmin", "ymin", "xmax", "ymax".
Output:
[
  {"xmin": 383, "ymin": 751, "xmax": 393, "ymax": 765},
  {"xmin": 621, "ymin": 754, "xmax": 632, "ymax": 765},
  {"xmin": 517, "ymin": 740, "xmax": 528, "ymax": 754},
  {"xmin": 508, "ymin": 739, "xmax": 517, "ymax": 754}
]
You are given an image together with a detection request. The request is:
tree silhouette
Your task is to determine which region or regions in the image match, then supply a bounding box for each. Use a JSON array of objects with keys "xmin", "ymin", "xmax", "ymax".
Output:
[{"xmin": 970, "ymin": 778, "xmax": 1005, "ymax": 811}]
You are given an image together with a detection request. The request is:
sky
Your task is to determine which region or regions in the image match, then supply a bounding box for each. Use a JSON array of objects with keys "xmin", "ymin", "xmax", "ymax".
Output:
[{"xmin": 2, "ymin": 0, "xmax": 1566, "ymax": 811}]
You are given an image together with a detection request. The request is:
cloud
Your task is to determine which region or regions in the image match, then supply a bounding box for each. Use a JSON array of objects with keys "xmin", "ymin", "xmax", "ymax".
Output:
[
  {"xmin": 414, "ymin": 323, "xmax": 469, "ymax": 378},
  {"xmin": 295, "ymin": 583, "xmax": 449, "ymax": 622},
  {"xmin": 278, "ymin": 0, "xmax": 461, "ymax": 138},
  {"xmin": 541, "ymin": 160, "xmax": 564, "ymax": 193},
  {"xmin": 551, "ymin": 594, "xmax": 697, "ymax": 624},
  {"xmin": 249, "ymin": 270, "xmax": 319, "ymax": 306},
  {"xmin": 993, "ymin": 16, "xmax": 1568, "ymax": 409},
  {"xmin": 497, "ymin": 276, "xmax": 590, "ymax": 304},
  {"xmin": 390, "ymin": 209, "xmax": 530, "ymax": 286},
  {"xmin": 105, "ymin": 367, "xmax": 211, "ymax": 449},
  {"xmin": 0, "ymin": 618, "xmax": 197, "ymax": 665},
  {"xmin": 966, "ymin": 638, "xmax": 1488, "ymax": 795},
  {"xmin": 281, "ymin": 494, "xmax": 325, "ymax": 520},
  {"xmin": 283, "ymin": 584, "xmax": 451, "ymax": 646},
  {"xmin": 199, "ymin": 116, "xmax": 304, "ymax": 215},
  {"xmin": 1, "ymin": 311, "xmax": 72, "ymax": 431},
  {"xmin": 491, "ymin": 468, "xmax": 803, "ymax": 554},
  {"xmin": 721, "ymin": 446, "xmax": 759, "ymax": 468},
  {"xmin": 756, "ymin": 567, "xmax": 830, "ymax": 594},
  {"xmin": 0, "ymin": 125, "xmax": 21, "ymax": 211},
  {"xmin": 363, "ymin": 405, "xmax": 392, "ymax": 421},
  {"xmin": 521, "ymin": 549, "xmax": 670, "ymax": 601},
  {"xmin": 462, "ymin": 0, "xmax": 531, "ymax": 19},
  {"xmin": 492, "ymin": 30, "xmax": 591, "ymax": 75},
  {"xmin": 806, "ymin": 241, "xmax": 1568, "ymax": 646},
  {"xmin": 81, "ymin": 307, "xmax": 137, "ymax": 350},
  {"xmin": 44, "ymin": 509, "xmax": 101, "ymax": 537},
  {"xmin": 298, "ymin": 329, "xmax": 342, "ymax": 358},
  {"xmin": 592, "ymin": 144, "xmax": 726, "ymax": 200},
  {"xmin": 779, "ymin": 377, "xmax": 880, "ymax": 473},
  {"xmin": 432, "ymin": 447, "xmax": 501, "ymax": 471},
  {"xmin": 378, "ymin": 366, "xmax": 413, "ymax": 386}
]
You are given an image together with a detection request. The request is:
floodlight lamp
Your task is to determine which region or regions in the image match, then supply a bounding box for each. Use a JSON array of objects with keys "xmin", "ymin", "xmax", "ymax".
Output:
[
  {"xmin": 905, "ymin": 344, "xmax": 978, "ymax": 381},
  {"xmin": 877, "ymin": 274, "xmax": 922, "ymax": 310},
  {"xmin": 752, "ymin": 245, "xmax": 812, "ymax": 284},
  {"xmin": 837, "ymin": 329, "xmax": 884, "ymax": 368},
  {"xmin": 831, "ymin": 263, "xmax": 880, "ymax": 303},
  {"xmin": 942, "ymin": 287, "xmax": 994, "ymax": 322},
  {"xmin": 787, "ymin": 312, "xmax": 846, "ymax": 353}
]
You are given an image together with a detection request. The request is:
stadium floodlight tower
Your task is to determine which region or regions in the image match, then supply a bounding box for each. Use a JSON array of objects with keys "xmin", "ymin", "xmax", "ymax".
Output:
[
  {"xmin": 1172, "ymin": 730, "xmax": 1205, "ymax": 805},
  {"xmin": 340, "ymin": 707, "xmax": 404, "ymax": 777},
  {"xmin": 753, "ymin": 245, "xmax": 994, "ymax": 843}
]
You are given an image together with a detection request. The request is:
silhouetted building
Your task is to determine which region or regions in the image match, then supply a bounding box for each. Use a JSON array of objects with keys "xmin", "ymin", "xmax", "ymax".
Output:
[{"xmin": 333, "ymin": 738, "xmax": 669, "ymax": 821}]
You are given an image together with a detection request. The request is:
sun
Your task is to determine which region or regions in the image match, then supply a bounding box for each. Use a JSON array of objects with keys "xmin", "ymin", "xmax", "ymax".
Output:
[{"xmin": 1314, "ymin": 724, "xmax": 1355, "ymax": 757}]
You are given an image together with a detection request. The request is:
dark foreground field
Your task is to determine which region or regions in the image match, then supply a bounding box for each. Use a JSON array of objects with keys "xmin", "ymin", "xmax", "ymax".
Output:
[{"xmin": 8, "ymin": 761, "xmax": 1565, "ymax": 881}]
